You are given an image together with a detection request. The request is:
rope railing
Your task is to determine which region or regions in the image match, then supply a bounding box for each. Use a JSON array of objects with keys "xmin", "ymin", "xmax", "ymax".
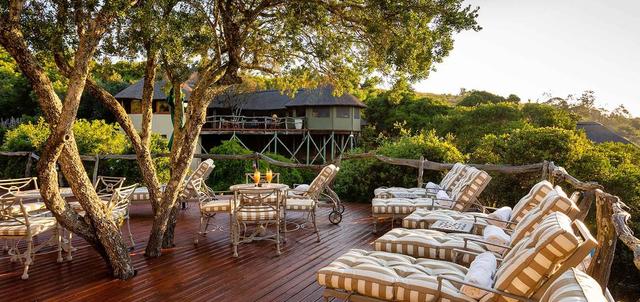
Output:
[{"xmin": 1, "ymin": 150, "xmax": 638, "ymax": 289}]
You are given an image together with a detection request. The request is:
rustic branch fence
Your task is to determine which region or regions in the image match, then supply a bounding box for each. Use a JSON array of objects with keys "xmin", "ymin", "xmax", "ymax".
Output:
[{"xmin": 1, "ymin": 150, "xmax": 639, "ymax": 290}]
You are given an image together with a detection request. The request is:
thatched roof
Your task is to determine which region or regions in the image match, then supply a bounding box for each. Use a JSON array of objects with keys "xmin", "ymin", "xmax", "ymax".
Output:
[
  {"xmin": 577, "ymin": 121, "xmax": 633, "ymax": 144},
  {"xmin": 114, "ymin": 78, "xmax": 193, "ymax": 101},
  {"xmin": 209, "ymin": 86, "xmax": 366, "ymax": 111}
]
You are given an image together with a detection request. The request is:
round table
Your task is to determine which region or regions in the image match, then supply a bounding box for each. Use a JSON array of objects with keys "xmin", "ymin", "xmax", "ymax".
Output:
[
  {"xmin": 13, "ymin": 187, "xmax": 75, "ymax": 202},
  {"xmin": 229, "ymin": 183, "xmax": 289, "ymax": 192}
]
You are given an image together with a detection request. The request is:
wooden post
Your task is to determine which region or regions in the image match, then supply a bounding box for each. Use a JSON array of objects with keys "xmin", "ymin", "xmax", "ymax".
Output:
[
  {"xmin": 589, "ymin": 191, "xmax": 617, "ymax": 288},
  {"xmin": 24, "ymin": 152, "xmax": 33, "ymax": 177},
  {"xmin": 92, "ymin": 155, "xmax": 100, "ymax": 185},
  {"xmin": 576, "ymin": 190, "xmax": 595, "ymax": 221},
  {"xmin": 417, "ymin": 156, "xmax": 424, "ymax": 187}
]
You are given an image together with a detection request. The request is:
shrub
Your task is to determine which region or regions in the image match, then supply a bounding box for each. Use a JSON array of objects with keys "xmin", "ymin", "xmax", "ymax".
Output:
[{"xmin": 99, "ymin": 134, "xmax": 170, "ymax": 184}]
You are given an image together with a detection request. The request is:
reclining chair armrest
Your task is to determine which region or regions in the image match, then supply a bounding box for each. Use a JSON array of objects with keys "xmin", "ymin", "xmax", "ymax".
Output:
[
  {"xmin": 452, "ymin": 248, "xmax": 504, "ymax": 265},
  {"xmin": 436, "ymin": 276, "xmax": 534, "ymax": 302},
  {"xmin": 479, "ymin": 216, "xmax": 518, "ymax": 230},
  {"xmin": 463, "ymin": 237, "xmax": 512, "ymax": 252}
]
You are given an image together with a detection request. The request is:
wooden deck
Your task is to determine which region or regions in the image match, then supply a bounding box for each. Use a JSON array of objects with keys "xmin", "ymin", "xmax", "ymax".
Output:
[{"xmin": 0, "ymin": 203, "xmax": 377, "ymax": 301}]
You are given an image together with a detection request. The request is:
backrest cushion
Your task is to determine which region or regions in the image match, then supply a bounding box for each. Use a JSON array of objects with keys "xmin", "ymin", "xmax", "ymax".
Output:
[
  {"xmin": 492, "ymin": 212, "xmax": 580, "ymax": 302},
  {"xmin": 510, "ymin": 180, "xmax": 554, "ymax": 224},
  {"xmin": 183, "ymin": 159, "xmax": 215, "ymax": 198},
  {"xmin": 510, "ymin": 188, "xmax": 580, "ymax": 244},
  {"xmin": 540, "ymin": 268, "xmax": 607, "ymax": 302},
  {"xmin": 307, "ymin": 164, "xmax": 338, "ymax": 198},
  {"xmin": 440, "ymin": 163, "xmax": 467, "ymax": 190},
  {"xmin": 450, "ymin": 168, "xmax": 491, "ymax": 211}
]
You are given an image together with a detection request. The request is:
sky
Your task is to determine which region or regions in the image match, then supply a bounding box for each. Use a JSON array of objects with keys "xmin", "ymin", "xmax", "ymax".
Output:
[{"xmin": 415, "ymin": 0, "xmax": 640, "ymax": 117}]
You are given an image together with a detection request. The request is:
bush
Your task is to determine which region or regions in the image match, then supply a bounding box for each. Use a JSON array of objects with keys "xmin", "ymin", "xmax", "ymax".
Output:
[
  {"xmin": 99, "ymin": 134, "xmax": 170, "ymax": 184},
  {"xmin": 335, "ymin": 131, "xmax": 466, "ymax": 202}
]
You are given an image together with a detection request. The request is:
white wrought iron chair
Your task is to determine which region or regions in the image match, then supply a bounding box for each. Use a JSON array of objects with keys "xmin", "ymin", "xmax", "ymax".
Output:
[
  {"xmin": 192, "ymin": 177, "xmax": 235, "ymax": 244},
  {"xmin": 286, "ymin": 164, "xmax": 340, "ymax": 242},
  {"xmin": 231, "ymin": 188, "xmax": 283, "ymax": 257},
  {"xmin": 0, "ymin": 180, "xmax": 64, "ymax": 279},
  {"xmin": 93, "ymin": 176, "xmax": 126, "ymax": 195},
  {"xmin": 0, "ymin": 177, "xmax": 43, "ymax": 254}
]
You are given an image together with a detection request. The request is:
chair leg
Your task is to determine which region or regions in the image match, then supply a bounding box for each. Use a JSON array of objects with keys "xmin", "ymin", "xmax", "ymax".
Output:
[
  {"xmin": 313, "ymin": 208, "xmax": 320, "ymax": 242},
  {"xmin": 56, "ymin": 225, "xmax": 63, "ymax": 263},
  {"xmin": 195, "ymin": 215, "xmax": 204, "ymax": 245},
  {"xmin": 276, "ymin": 219, "xmax": 281, "ymax": 256},
  {"xmin": 66, "ymin": 230, "xmax": 73, "ymax": 261},
  {"xmin": 232, "ymin": 219, "xmax": 239, "ymax": 257},
  {"xmin": 126, "ymin": 217, "xmax": 135, "ymax": 249},
  {"xmin": 22, "ymin": 238, "xmax": 33, "ymax": 280}
]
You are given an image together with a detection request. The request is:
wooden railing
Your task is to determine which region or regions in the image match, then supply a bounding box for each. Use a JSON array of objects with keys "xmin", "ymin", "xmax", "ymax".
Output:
[
  {"xmin": 204, "ymin": 115, "xmax": 305, "ymax": 131},
  {"xmin": 1, "ymin": 150, "xmax": 639, "ymax": 291}
]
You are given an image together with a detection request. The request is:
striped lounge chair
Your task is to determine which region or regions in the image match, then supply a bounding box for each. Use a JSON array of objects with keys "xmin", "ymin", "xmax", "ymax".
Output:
[
  {"xmin": 374, "ymin": 188, "xmax": 582, "ymax": 265},
  {"xmin": 372, "ymin": 167, "xmax": 491, "ymax": 232},
  {"xmin": 540, "ymin": 268, "xmax": 612, "ymax": 302},
  {"xmin": 317, "ymin": 210, "xmax": 598, "ymax": 302},
  {"xmin": 402, "ymin": 180, "xmax": 555, "ymax": 232},
  {"xmin": 373, "ymin": 163, "xmax": 468, "ymax": 199}
]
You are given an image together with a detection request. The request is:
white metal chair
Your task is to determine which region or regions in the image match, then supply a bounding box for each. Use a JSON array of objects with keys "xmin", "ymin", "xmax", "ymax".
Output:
[
  {"xmin": 286, "ymin": 164, "xmax": 340, "ymax": 242},
  {"xmin": 0, "ymin": 180, "xmax": 64, "ymax": 279},
  {"xmin": 93, "ymin": 176, "xmax": 126, "ymax": 195},
  {"xmin": 231, "ymin": 188, "xmax": 283, "ymax": 257},
  {"xmin": 192, "ymin": 177, "xmax": 234, "ymax": 244}
]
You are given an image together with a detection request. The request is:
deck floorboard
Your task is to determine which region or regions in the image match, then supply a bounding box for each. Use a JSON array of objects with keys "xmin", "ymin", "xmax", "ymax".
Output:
[{"xmin": 0, "ymin": 202, "xmax": 376, "ymax": 302}]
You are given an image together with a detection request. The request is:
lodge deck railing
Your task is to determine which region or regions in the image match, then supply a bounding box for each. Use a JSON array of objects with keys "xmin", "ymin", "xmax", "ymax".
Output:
[
  {"xmin": 1, "ymin": 150, "xmax": 639, "ymax": 292},
  {"xmin": 203, "ymin": 115, "xmax": 305, "ymax": 132}
]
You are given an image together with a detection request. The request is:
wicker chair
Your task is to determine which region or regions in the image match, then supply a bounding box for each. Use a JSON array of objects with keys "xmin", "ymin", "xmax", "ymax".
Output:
[
  {"xmin": 0, "ymin": 180, "xmax": 64, "ymax": 280},
  {"xmin": 231, "ymin": 188, "xmax": 283, "ymax": 257},
  {"xmin": 286, "ymin": 164, "xmax": 339, "ymax": 242}
]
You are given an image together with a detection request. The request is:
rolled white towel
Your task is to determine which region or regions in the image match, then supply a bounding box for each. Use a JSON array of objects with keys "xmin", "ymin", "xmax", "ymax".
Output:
[
  {"xmin": 425, "ymin": 182, "xmax": 441, "ymax": 190},
  {"xmin": 487, "ymin": 206, "xmax": 512, "ymax": 228},
  {"xmin": 460, "ymin": 252, "xmax": 497, "ymax": 299},
  {"xmin": 289, "ymin": 184, "xmax": 310, "ymax": 196},
  {"xmin": 483, "ymin": 225, "xmax": 511, "ymax": 254},
  {"xmin": 436, "ymin": 190, "xmax": 451, "ymax": 201}
]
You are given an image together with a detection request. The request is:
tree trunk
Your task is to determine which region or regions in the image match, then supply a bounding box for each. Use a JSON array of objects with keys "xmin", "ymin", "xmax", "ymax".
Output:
[{"xmin": 162, "ymin": 205, "xmax": 179, "ymax": 248}]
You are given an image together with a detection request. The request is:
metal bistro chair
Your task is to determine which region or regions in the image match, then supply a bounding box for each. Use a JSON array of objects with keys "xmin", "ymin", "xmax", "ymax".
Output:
[
  {"xmin": 93, "ymin": 176, "xmax": 126, "ymax": 196},
  {"xmin": 0, "ymin": 180, "xmax": 64, "ymax": 279},
  {"xmin": 231, "ymin": 188, "xmax": 283, "ymax": 257},
  {"xmin": 77, "ymin": 184, "xmax": 138, "ymax": 249},
  {"xmin": 0, "ymin": 177, "xmax": 43, "ymax": 253},
  {"xmin": 193, "ymin": 177, "xmax": 234, "ymax": 244}
]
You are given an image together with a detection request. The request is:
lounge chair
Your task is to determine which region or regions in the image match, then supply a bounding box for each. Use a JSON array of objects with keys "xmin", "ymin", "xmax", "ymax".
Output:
[
  {"xmin": 374, "ymin": 188, "xmax": 582, "ymax": 265},
  {"xmin": 286, "ymin": 164, "xmax": 340, "ymax": 242},
  {"xmin": 373, "ymin": 163, "xmax": 468, "ymax": 199},
  {"xmin": 402, "ymin": 180, "xmax": 554, "ymax": 232},
  {"xmin": 540, "ymin": 268, "xmax": 612, "ymax": 301},
  {"xmin": 317, "ymin": 210, "xmax": 597, "ymax": 302},
  {"xmin": 372, "ymin": 167, "xmax": 491, "ymax": 232}
]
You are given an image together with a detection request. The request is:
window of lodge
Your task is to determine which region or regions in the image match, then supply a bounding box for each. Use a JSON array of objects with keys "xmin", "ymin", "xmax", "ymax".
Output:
[
  {"xmin": 336, "ymin": 107, "xmax": 351, "ymax": 118},
  {"xmin": 311, "ymin": 107, "xmax": 330, "ymax": 118}
]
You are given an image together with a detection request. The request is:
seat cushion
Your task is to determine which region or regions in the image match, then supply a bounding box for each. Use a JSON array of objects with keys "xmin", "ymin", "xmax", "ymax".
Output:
[
  {"xmin": 540, "ymin": 268, "xmax": 608, "ymax": 302},
  {"xmin": 372, "ymin": 198, "xmax": 452, "ymax": 215},
  {"xmin": 374, "ymin": 187, "xmax": 426, "ymax": 199},
  {"xmin": 285, "ymin": 198, "xmax": 315, "ymax": 211},
  {"xmin": 402, "ymin": 209, "xmax": 487, "ymax": 234},
  {"xmin": 374, "ymin": 228, "xmax": 488, "ymax": 265},
  {"xmin": 317, "ymin": 249, "xmax": 475, "ymax": 302},
  {"xmin": 0, "ymin": 217, "xmax": 57, "ymax": 237},
  {"xmin": 201, "ymin": 199, "xmax": 233, "ymax": 212},
  {"xmin": 235, "ymin": 206, "xmax": 279, "ymax": 221}
]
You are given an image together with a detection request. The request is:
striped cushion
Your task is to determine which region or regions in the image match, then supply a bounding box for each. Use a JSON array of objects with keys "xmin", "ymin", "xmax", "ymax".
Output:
[
  {"xmin": 374, "ymin": 228, "xmax": 487, "ymax": 265},
  {"xmin": 0, "ymin": 217, "xmax": 57, "ymax": 236},
  {"xmin": 235, "ymin": 206, "xmax": 278, "ymax": 221},
  {"xmin": 439, "ymin": 163, "xmax": 468, "ymax": 191},
  {"xmin": 182, "ymin": 159, "xmax": 215, "ymax": 199},
  {"xmin": 7, "ymin": 202, "xmax": 46, "ymax": 215},
  {"xmin": 510, "ymin": 188, "xmax": 580, "ymax": 244},
  {"xmin": 510, "ymin": 180, "xmax": 554, "ymax": 224},
  {"xmin": 201, "ymin": 199, "xmax": 233, "ymax": 212},
  {"xmin": 372, "ymin": 198, "xmax": 449, "ymax": 215},
  {"xmin": 130, "ymin": 186, "xmax": 166, "ymax": 203},
  {"xmin": 374, "ymin": 187, "xmax": 426, "ymax": 199},
  {"xmin": 491, "ymin": 212, "xmax": 580, "ymax": 302},
  {"xmin": 317, "ymin": 249, "xmax": 475, "ymax": 302},
  {"xmin": 285, "ymin": 198, "xmax": 315, "ymax": 211},
  {"xmin": 540, "ymin": 268, "xmax": 608, "ymax": 302},
  {"xmin": 448, "ymin": 168, "xmax": 491, "ymax": 211},
  {"xmin": 402, "ymin": 209, "xmax": 487, "ymax": 234}
]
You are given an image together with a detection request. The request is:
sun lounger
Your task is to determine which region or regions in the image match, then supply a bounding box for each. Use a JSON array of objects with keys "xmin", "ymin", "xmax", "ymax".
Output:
[
  {"xmin": 402, "ymin": 180, "xmax": 554, "ymax": 231},
  {"xmin": 374, "ymin": 188, "xmax": 582, "ymax": 265},
  {"xmin": 373, "ymin": 163, "xmax": 468, "ymax": 199},
  {"xmin": 372, "ymin": 167, "xmax": 491, "ymax": 232}
]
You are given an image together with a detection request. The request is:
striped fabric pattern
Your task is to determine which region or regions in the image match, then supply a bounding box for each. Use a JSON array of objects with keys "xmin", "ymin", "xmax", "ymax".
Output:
[
  {"xmin": 285, "ymin": 198, "xmax": 315, "ymax": 211},
  {"xmin": 372, "ymin": 198, "xmax": 446, "ymax": 215},
  {"xmin": 439, "ymin": 163, "xmax": 469, "ymax": 193},
  {"xmin": 201, "ymin": 199, "xmax": 233, "ymax": 212},
  {"xmin": 236, "ymin": 206, "xmax": 279, "ymax": 221},
  {"xmin": 0, "ymin": 217, "xmax": 57, "ymax": 236},
  {"xmin": 317, "ymin": 249, "xmax": 475, "ymax": 302},
  {"xmin": 374, "ymin": 228, "xmax": 486, "ymax": 265},
  {"xmin": 448, "ymin": 168, "xmax": 492, "ymax": 211},
  {"xmin": 491, "ymin": 212, "xmax": 580, "ymax": 302},
  {"xmin": 402, "ymin": 209, "xmax": 487, "ymax": 234},
  {"xmin": 510, "ymin": 180, "xmax": 554, "ymax": 224},
  {"xmin": 372, "ymin": 163, "xmax": 468, "ymax": 199},
  {"xmin": 540, "ymin": 268, "xmax": 608, "ymax": 302},
  {"xmin": 182, "ymin": 159, "xmax": 215, "ymax": 200},
  {"xmin": 510, "ymin": 188, "xmax": 580, "ymax": 244}
]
